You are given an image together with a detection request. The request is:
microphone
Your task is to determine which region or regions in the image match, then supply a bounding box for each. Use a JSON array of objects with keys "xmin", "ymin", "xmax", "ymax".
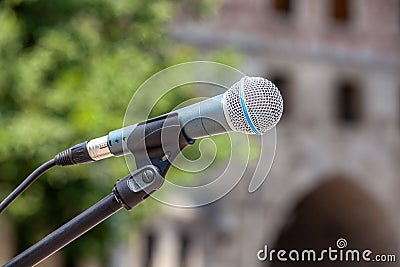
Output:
[{"xmin": 54, "ymin": 76, "xmax": 283, "ymax": 166}]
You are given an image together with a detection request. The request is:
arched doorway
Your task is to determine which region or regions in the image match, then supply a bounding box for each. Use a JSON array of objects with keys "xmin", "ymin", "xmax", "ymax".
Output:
[{"xmin": 267, "ymin": 178, "xmax": 397, "ymax": 266}]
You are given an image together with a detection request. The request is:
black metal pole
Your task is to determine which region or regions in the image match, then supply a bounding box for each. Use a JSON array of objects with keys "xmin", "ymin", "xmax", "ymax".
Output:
[
  {"xmin": 2, "ymin": 165, "xmax": 166, "ymax": 267},
  {"xmin": 3, "ymin": 194, "xmax": 122, "ymax": 267}
]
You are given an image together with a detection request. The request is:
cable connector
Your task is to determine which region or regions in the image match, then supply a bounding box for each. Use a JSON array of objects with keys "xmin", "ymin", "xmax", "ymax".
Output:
[{"xmin": 54, "ymin": 142, "xmax": 94, "ymax": 166}]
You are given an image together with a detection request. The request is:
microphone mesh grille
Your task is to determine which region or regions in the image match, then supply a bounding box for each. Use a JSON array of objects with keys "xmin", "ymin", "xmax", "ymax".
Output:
[{"xmin": 224, "ymin": 76, "xmax": 283, "ymax": 134}]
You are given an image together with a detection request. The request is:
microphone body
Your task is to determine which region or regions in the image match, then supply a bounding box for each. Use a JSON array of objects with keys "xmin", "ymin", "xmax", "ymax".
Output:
[{"xmin": 54, "ymin": 76, "xmax": 283, "ymax": 166}]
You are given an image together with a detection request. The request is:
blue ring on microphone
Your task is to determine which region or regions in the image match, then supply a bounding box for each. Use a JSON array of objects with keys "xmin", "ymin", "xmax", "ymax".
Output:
[{"xmin": 239, "ymin": 80, "xmax": 260, "ymax": 135}]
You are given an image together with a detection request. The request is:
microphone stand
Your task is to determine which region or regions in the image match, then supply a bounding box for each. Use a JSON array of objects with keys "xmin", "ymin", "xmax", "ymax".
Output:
[{"xmin": 3, "ymin": 113, "xmax": 192, "ymax": 267}]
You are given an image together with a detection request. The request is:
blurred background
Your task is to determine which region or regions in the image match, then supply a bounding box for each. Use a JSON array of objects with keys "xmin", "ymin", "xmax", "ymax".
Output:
[{"xmin": 0, "ymin": 0, "xmax": 399, "ymax": 266}]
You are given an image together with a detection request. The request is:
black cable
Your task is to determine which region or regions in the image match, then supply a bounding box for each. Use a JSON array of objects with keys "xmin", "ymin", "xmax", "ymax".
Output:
[
  {"xmin": 0, "ymin": 159, "xmax": 57, "ymax": 214},
  {"xmin": 0, "ymin": 142, "xmax": 94, "ymax": 215}
]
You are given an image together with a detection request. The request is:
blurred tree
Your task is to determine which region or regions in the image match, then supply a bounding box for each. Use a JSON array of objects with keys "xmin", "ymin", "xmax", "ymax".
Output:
[{"xmin": 0, "ymin": 0, "xmax": 225, "ymax": 265}]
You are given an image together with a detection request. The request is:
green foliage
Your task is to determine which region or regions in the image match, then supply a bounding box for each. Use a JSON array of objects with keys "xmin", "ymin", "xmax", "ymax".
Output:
[{"xmin": 0, "ymin": 0, "xmax": 206, "ymax": 263}]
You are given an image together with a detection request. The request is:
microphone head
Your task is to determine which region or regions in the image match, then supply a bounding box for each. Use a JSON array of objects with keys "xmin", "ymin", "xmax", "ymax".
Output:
[{"xmin": 222, "ymin": 76, "xmax": 283, "ymax": 135}]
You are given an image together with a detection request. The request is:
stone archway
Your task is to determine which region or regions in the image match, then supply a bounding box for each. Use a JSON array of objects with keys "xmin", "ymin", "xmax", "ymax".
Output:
[{"xmin": 267, "ymin": 177, "xmax": 397, "ymax": 267}]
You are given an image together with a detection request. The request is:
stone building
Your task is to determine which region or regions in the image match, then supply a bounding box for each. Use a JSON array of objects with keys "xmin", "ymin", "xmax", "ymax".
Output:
[
  {"xmin": 117, "ymin": 0, "xmax": 400, "ymax": 266},
  {"xmin": 1, "ymin": 1, "xmax": 399, "ymax": 267}
]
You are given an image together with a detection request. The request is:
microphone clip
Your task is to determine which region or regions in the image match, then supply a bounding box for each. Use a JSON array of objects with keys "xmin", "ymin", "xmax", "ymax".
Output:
[
  {"xmin": 113, "ymin": 112, "xmax": 195, "ymax": 210},
  {"xmin": 127, "ymin": 112, "xmax": 194, "ymax": 176}
]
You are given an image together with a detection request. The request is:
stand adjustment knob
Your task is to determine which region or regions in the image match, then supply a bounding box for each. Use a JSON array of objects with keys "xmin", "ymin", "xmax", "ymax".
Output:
[{"xmin": 142, "ymin": 169, "xmax": 155, "ymax": 183}]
